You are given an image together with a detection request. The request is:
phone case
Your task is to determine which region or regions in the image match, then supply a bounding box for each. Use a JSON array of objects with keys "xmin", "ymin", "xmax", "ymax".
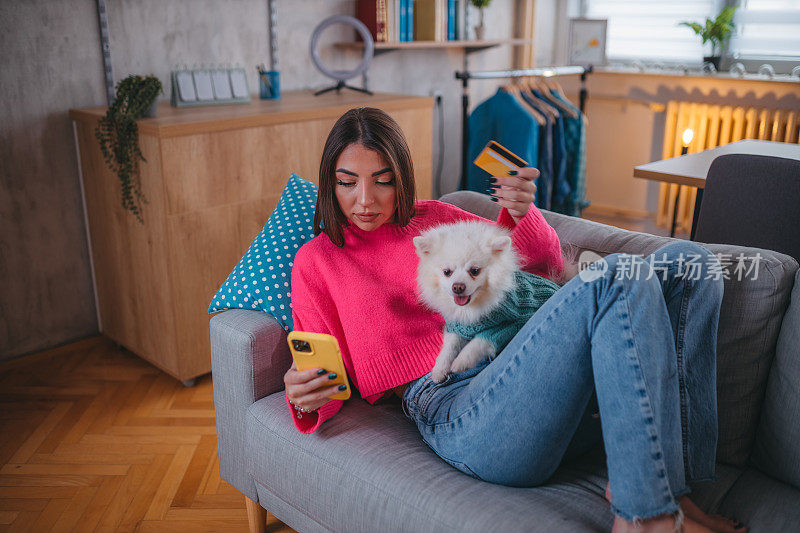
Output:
[
  {"xmin": 287, "ymin": 331, "xmax": 351, "ymax": 400},
  {"xmin": 473, "ymin": 140, "xmax": 529, "ymax": 178}
]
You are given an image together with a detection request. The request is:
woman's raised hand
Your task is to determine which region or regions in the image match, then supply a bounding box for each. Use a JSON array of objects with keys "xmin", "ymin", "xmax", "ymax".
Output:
[
  {"xmin": 284, "ymin": 360, "xmax": 344, "ymax": 412},
  {"xmin": 490, "ymin": 167, "xmax": 539, "ymax": 224}
]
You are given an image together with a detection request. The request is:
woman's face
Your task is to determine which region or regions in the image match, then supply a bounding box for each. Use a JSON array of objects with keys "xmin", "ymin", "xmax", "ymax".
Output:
[{"xmin": 334, "ymin": 143, "xmax": 397, "ymax": 231}]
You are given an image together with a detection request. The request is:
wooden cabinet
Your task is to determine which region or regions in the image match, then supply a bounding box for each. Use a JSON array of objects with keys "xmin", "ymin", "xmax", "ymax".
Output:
[{"xmin": 70, "ymin": 90, "xmax": 433, "ymax": 383}]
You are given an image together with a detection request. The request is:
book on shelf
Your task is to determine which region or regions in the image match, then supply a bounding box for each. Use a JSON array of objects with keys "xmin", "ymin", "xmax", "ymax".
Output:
[
  {"xmin": 400, "ymin": 0, "xmax": 407, "ymax": 42},
  {"xmin": 356, "ymin": 0, "xmax": 387, "ymax": 42},
  {"xmin": 447, "ymin": 0, "xmax": 455, "ymax": 40},
  {"xmin": 390, "ymin": 0, "xmax": 396, "ymax": 41},
  {"xmin": 356, "ymin": 0, "xmax": 464, "ymax": 44},
  {"xmin": 408, "ymin": 0, "xmax": 417, "ymax": 41},
  {"xmin": 454, "ymin": 0, "xmax": 461, "ymax": 40}
]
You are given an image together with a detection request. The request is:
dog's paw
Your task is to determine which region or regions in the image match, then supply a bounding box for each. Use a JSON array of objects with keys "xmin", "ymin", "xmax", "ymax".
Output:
[
  {"xmin": 449, "ymin": 358, "xmax": 474, "ymax": 374},
  {"xmin": 431, "ymin": 366, "xmax": 450, "ymax": 383}
]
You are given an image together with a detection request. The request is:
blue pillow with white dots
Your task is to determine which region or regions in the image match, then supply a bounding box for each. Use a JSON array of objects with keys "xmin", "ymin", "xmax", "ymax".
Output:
[{"xmin": 207, "ymin": 173, "xmax": 318, "ymax": 332}]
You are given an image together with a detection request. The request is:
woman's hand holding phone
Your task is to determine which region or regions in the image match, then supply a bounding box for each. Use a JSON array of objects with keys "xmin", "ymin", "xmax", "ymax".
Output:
[{"xmin": 284, "ymin": 360, "xmax": 345, "ymax": 412}]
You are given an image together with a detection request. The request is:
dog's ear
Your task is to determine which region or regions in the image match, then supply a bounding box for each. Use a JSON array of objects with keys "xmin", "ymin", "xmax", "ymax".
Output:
[
  {"xmin": 490, "ymin": 236, "xmax": 512, "ymax": 256},
  {"xmin": 413, "ymin": 235, "xmax": 432, "ymax": 256}
]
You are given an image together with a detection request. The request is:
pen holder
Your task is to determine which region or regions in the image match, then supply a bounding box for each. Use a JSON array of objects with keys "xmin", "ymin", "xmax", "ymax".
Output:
[{"xmin": 259, "ymin": 70, "xmax": 281, "ymax": 99}]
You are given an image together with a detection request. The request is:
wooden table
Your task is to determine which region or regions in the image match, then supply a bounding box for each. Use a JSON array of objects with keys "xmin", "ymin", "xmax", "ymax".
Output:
[
  {"xmin": 70, "ymin": 90, "xmax": 433, "ymax": 384},
  {"xmin": 634, "ymin": 140, "xmax": 800, "ymax": 239}
]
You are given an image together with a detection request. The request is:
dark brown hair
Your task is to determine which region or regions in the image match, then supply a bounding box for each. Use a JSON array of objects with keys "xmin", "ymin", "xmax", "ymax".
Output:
[{"xmin": 314, "ymin": 107, "xmax": 416, "ymax": 248}]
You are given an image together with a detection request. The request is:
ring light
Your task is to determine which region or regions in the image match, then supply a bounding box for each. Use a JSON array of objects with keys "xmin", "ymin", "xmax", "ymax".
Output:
[{"xmin": 310, "ymin": 15, "xmax": 374, "ymax": 96}]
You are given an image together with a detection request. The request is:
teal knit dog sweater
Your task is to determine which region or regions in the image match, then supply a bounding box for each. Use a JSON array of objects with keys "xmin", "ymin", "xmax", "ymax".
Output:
[{"xmin": 445, "ymin": 270, "xmax": 561, "ymax": 353}]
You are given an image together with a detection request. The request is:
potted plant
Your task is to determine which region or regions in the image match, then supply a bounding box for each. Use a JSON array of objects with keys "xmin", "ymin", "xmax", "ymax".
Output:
[
  {"xmin": 471, "ymin": 0, "xmax": 492, "ymax": 40},
  {"xmin": 94, "ymin": 74, "xmax": 163, "ymax": 224},
  {"xmin": 679, "ymin": 5, "xmax": 737, "ymax": 71}
]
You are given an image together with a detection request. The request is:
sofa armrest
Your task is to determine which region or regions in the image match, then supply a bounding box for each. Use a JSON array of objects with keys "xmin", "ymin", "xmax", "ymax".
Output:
[
  {"xmin": 209, "ymin": 309, "xmax": 292, "ymax": 500},
  {"xmin": 752, "ymin": 268, "xmax": 800, "ymax": 490}
]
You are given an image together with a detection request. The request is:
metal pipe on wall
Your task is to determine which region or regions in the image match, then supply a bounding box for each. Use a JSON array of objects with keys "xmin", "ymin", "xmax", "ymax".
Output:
[
  {"xmin": 268, "ymin": 0, "xmax": 278, "ymax": 70},
  {"xmin": 96, "ymin": 0, "xmax": 115, "ymax": 105}
]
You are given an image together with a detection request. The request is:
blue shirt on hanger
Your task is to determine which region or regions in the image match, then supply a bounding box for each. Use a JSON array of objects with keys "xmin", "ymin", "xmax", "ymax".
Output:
[
  {"xmin": 519, "ymin": 91, "xmax": 554, "ymax": 210},
  {"xmin": 531, "ymin": 89, "xmax": 570, "ymax": 207},
  {"xmin": 550, "ymin": 91, "xmax": 588, "ymax": 216},
  {"xmin": 467, "ymin": 88, "xmax": 540, "ymax": 195}
]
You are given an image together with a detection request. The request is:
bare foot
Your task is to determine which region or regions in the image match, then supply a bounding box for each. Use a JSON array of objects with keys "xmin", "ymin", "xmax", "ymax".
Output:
[
  {"xmin": 678, "ymin": 496, "xmax": 746, "ymax": 533},
  {"xmin": 605, "ymin": 482, "xmax": 746, "ymax": 533}
]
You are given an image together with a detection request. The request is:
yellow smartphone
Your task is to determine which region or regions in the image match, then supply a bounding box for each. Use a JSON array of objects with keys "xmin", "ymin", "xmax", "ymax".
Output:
[
  {"xmin": 473, "ymin": 140, "xmax": 529, "ymax": 177},
  {"xmin": 286, "ymin": 331, "xmax": 351, "ymax": 400}
]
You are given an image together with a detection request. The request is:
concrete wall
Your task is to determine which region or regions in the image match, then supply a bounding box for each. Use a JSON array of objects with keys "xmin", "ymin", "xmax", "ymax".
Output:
[
  {"xmin": 9, "ymin": 0, "xmax": 791, "ymax": 362},
  {"xmin": 0, "ymin": 0, "xmax": 537, "ymax": 361}
]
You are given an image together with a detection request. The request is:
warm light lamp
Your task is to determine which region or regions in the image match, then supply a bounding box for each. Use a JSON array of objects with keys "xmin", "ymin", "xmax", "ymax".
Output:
[
  {"xmin": 672, "ymin": 128, "xmax": 695, "ymax": 238},
  {"xmin": 681, "ymin": 128, "xmax": 694, "ymax": 153}
]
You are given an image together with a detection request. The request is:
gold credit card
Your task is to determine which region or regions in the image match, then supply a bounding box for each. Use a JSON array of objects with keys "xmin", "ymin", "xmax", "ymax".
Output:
[{"xmin": 473, "ymin": 141, "xmax": 529, "ymax": 177}]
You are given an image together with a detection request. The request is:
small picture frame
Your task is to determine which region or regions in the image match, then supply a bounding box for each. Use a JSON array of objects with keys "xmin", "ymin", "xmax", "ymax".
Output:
[
  {"xmin": 568, "ymin": 18, "xmax": 607, "ymax": 67},
  {"xmin": 170, "ymin": 67, "xmax": 251, "ymax": 108}
]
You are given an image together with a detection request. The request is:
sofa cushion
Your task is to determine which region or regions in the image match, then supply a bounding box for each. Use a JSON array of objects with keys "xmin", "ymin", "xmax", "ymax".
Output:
[
  {"xmin": 716, "ymin": 467, "xmax": 800, "ymax": 530},
  {"xmin": 207, "ymin": 173, "xmax": 318, "ymax": 332},
  {"xmin": 752, "ymin": 268, "xmax": 800, "ymax": 490},
  {"xmin": 246, "ymin": 392, "xmax": 616, "ymax": 532},
  {"xmin": 246, "ymin": 392, "xmax": 798, "ymax": 532},
  {"xmin": 439, "ymin": 190, "xmax": 798, "ymax": 467},
  {"xmin": 688, "ymin": 464, "xmax": 800, "ymax": 531}
]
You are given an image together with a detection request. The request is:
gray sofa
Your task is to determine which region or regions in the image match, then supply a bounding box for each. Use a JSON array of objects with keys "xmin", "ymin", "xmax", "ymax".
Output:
[{"xmin": 210, "ymin": 191, "xmax": 800, "ymax": 532}]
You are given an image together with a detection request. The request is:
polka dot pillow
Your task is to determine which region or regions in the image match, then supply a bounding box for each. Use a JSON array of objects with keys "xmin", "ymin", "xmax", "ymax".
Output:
[{"xmin": 207, "ymin": 173, "xmax": 318, "ymax": 332}]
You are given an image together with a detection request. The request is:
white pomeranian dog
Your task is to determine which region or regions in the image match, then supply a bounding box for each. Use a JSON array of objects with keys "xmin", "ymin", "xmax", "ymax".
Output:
[{"xmin": 413, "ymin": 220, "xmax": 561, "ymax": 383}]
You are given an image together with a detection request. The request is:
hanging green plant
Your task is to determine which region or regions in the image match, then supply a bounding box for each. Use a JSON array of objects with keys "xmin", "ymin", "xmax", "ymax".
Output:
[{"xmin": 94, "ymin": 74, "xmax": 163, "ymax": 224}]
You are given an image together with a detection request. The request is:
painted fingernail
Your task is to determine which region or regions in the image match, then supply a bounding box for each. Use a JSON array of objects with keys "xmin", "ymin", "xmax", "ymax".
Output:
[
  {"xmin": 490, "ymin": 197, "xmax": 498, "ymax": 202},
  {"xmin": 338, "ymin": 384, "xmax": 347, "ymax": 391},
  {"xmin": 328, "ymin": 373, "xmax": 337, "ymax": 379},
  {"xmin": 489, "ymin": 177, "xmax": 498, "ymax": 183},
  {"xmin": 508, "ymin": 170, "xmax": 518, "ymax": 175},
  {"xmin": 317, "ymin": 369, "xmax": 327, "ymax": 375}
]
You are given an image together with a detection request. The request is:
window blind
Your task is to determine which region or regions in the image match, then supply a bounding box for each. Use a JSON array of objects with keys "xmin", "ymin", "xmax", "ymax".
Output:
[
  {"xmin": 731, "ymin": 0, "xmax": 800, "ymax": 58},
  {"xmin": 584, "ymin": 0, "xmax": 717, "ymax": 62}
]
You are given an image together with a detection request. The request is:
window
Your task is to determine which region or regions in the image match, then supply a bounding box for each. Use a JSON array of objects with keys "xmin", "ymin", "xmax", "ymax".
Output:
[
  {"xmin": 583, "ymin": 0, "xmax": 719, "ymax": 64},
  {"xmin": 730, "ymin": 0, "xmax": 800, "ymax": 59}
]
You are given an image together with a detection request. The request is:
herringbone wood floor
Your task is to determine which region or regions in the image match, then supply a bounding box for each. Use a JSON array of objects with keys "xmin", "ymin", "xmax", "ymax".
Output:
[{"xmin": 0, "ymin": 336, "xmax": 295, "ymax": 532}]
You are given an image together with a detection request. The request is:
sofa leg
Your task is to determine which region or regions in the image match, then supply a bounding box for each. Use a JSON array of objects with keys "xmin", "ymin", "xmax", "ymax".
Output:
[{"xmin": 245, "ymin": 495, "xmax": 267, "ymax": 533}]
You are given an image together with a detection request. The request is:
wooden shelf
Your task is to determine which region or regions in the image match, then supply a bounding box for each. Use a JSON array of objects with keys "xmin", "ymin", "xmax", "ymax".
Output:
[
  {"xmin": 334, "ymin": 38, "xmax": 534, "ymax": 55},
  {"xmin": 69, "ymin": 89, "xmax": 433, "ymax": 139}
]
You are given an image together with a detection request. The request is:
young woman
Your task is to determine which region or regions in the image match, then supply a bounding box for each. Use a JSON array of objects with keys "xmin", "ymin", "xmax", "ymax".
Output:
[{"xmin": 283, "ymin": 107, "xmax": 744, "ymax": 533}]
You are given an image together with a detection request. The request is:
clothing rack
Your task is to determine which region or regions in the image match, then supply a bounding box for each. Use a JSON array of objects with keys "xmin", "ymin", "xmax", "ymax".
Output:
[{"xmin": 454, "ymin": 65, "xmax": 593, "ymax": 191}]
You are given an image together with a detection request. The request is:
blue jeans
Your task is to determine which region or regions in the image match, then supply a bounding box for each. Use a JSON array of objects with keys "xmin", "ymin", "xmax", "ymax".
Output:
[{"xmin": 401, "ymin": 241, "xmax": 724, "ymax": 522}]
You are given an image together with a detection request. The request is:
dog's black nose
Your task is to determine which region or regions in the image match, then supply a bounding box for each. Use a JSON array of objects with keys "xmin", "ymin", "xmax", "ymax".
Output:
[{"xmin": 452, "ymin": 283, "xmax": 465, "ymax": 294}]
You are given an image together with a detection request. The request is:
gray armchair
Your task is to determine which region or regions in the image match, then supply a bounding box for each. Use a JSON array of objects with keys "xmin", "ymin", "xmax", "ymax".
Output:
[
  {"xmin": 694, "ymin": 154, "xmax": 800, "ymax": 263},
  {"xmin": 210, "ymin": 191, "xmax": 800, "ymax": 532}
]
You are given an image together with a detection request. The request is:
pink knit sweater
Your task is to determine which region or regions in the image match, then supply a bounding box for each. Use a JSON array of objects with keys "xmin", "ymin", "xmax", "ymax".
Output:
[{"xmin": 285, "ymin": 199, "xmax": 564, "ymax": 433}]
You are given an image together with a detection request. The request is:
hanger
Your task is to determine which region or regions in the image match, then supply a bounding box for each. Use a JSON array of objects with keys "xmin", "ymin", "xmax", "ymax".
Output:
[
  {"xmin": 502, "ymin": 82, "xmax": 546, "ymax": 126},
  {"xmin": 544, "ymin": 77, "xmax": 564, "ymax": 95},
  {"xmin": 522, "ymin": 78, "xmax": 560, "ymax": 120},
  {"xmin": 531, "ymin": 77, "xmax": 578, "ymax": 119},
  {"xmin": 510, "ymin": 82, "xmax": 546, "ymax": 126},
  {"xmin": 542, "ymin": 77, "xmax": 580, "ymax": 116}
]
